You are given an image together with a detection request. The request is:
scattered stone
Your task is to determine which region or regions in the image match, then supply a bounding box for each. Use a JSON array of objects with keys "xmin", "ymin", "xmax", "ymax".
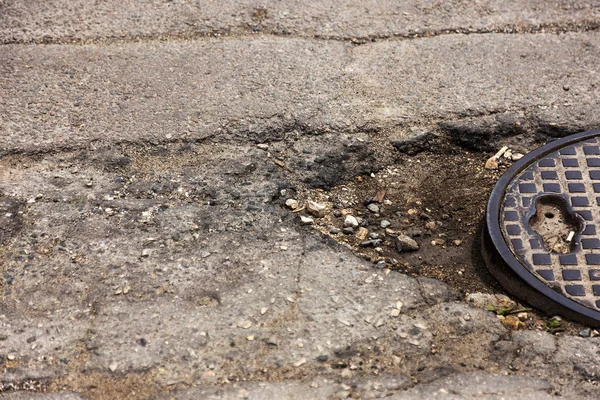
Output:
[
  {"xmin": 246, "ymin": 335, "xmax": 255, "ymax": 341},
  {"xmin": 425, "ymin": 221, "xmax": 437, "ymax": 230},
  {"xmin": 367, "ymin": 204, "xmax": 380, "ymax": 213},
  {"xmin": 333, "ymin": 210, "xmax": 343, "ymax": 218},
  {"xmin": 485, "ymin": 157, "xmax": 499, "ymax": 170},
  {"xmin": 316, "ymin": 354, "xmax": 328, "ymax": 362},
  {"xmin": 419, "ymin": 213, "xmax": 431, "ymax": 220},
  {"xmin": 517, "ymin": 312, "xmax": 528, "ymax": 321},
  {"xmin": 285, "ymin": 199, "xmax": 299, "ymax": 210},
  {"xmin": 260, "ymin": 307, "xmax": 269, "ymax": 315},
  {"xmin": 432, "ymin": 238, "xmax": 445, "ymax": 246},
  {"xmin": 266, "ymin": 336, "xmax": 278, "ymax": 346},
  {"xmin": 485, "ymin": 146, "xmax": 508, "ymax": 169},
  {"xmin": 7, "ymin": 354, "xmax": 16, "ymax": 361},
  {"xmin": 330, "ymin": 227, "xmax": 340, "ymax": 234},
  {"xmin": 511, "ymin": 153, "xmax": 525, "ymax": 161},
  {"xmin": 307, "ymin": 201, "xmax": 327, "ymax": 218},
  {"xmin": 453, "ymin": 240, "xmax": 462, "ymax": 246},
  {"xmin": 109, "ymin": 362, "xmax": 118, "ymax": 372},
  {"xmin": 237, "ymin": 320, "xmax": 253, "ymax": 329},
  {"xmin": 344, "ymin": 215, "xmax": 359, "ymax": 228},
  {"xmin": 300, "ymin": 215, "xmax": 314, "ymax": 225},
  {"xmin": 592, "ymin": 330, "xmax": 600, "ymax": 337},
  {"xmin": 140, "ymin": 249, "xmax": 152, "ymax": 257},
  {"xmin": 342, "ymin": 227, "xmax": 354, "ymax": 235},
  {"xmin": 500, "ymin": 315, "xmax": 525, "ymax": 330},
  {"xmin": 294, "ymin": 358, "xmax": 307, "ymax": 367},
  {"xmin": 390, "ymin": 309, "xmax": 401, "ymax": 317},
  {"xmin": 368, "ymin": 232, "xmax": 379, "ymax": 240},
  {"xmin": 257, "ymin": 143, "xmax": 269, "ymax": 150},
  {"xmin": 380, "ymin": 220, "xmax": 391, "ymax": 228},
  {"xmin": 407, "ymin": 209, "xmax": 418, "ymax": 215},
  {"xmin": 579, "ymin": 328, "xmax": 591, "ymax": 338},
  {"xmin": 356, "ymin": 227, "xmax": 369, "ymax": 241},
  {"xmin": 396, "ymin": 235, "xmax": 419, "ymax": 252},
  {"xmin": 360, "ymin": 239, "xmax": 382, "ymax": 247}
]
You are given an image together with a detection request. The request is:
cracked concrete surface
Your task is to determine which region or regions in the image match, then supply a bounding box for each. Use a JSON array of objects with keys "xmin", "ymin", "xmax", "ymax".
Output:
[
  {"xmin": 2, "ymin": 32, "xmax": 600, "ymax": 154},
  {"xmin": 2, "ymin": 1, "xmax": 600, "ymax": 399},
  {"xmin": 1, "ymin": 0, "xmax": 600, "ymax": 44}
]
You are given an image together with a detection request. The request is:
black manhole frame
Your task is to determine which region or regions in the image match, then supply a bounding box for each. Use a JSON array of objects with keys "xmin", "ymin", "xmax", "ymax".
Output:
[{"xmin": 485, "ymin": 128, "xmax": 600, "ymax": 327}]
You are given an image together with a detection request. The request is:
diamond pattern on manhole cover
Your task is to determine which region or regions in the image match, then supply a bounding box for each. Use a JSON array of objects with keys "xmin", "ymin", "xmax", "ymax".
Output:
[{"xmin": 484, "ymin": 129, "xmax": 600, "ymax": 327}]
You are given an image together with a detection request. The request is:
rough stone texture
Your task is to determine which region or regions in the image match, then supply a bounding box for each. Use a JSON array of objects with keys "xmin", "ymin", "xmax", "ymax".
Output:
[
  {"xmin": 1, "ymin": 1, "xmax": 600, "ymax": 44},
  {"xmin": 2, "ymin": 2, "xmax": 600, "ymax": 400}
]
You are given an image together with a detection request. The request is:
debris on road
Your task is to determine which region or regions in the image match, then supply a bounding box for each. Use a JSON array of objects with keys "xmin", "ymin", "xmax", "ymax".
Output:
[
  {"xmin": 396, "ymin": 235, "xmax": 419, "ymax": 252},
  {"xmin": 484, "ymin": 146, "xmax": 508, "ymax": 170},
  {"xmin": 344, "ymin": 215, "xmax": 359, "ymax": 228},
  {"xmin": 285, "ymin": 199, "xmax": 299, "ymax": 209},
  {"xmin": 306, "ymin": 200, "xmax": 327, "ymax": 217}
]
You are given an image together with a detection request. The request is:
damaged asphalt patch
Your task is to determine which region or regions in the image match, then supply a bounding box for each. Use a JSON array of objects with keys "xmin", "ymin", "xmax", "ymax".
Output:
[{"xmin": 0, "ymin": 129, "xmax": 599, "ymax": 399}]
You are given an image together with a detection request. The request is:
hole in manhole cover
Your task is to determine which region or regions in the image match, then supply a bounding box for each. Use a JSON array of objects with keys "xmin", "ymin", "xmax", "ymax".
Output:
[{"xmin": 484, "ymin": 129, "xmax": 600, "ymax": 327}]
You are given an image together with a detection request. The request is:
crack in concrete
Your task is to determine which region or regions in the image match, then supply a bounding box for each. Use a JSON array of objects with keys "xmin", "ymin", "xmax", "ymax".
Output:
[
  {"xmin": 1, "ymin": 20, "xmax": 599, "ymax": 46},
  {"xmin": 0, "ymin": 100, "xmax": 567, "ymax": 161}
]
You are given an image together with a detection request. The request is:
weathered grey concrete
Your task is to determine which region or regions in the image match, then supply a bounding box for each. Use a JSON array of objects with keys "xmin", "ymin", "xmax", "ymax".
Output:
[
  {"xmin": 2, "ymin": 2, "xmax": 600, "ymax": 400},
  {"xmin": 1, "ymin": 0, "xmax": 599, "ymax": 44},
  {"xmin": 2, "ymin": 32, "xmax": 600, "ymax": 154}
]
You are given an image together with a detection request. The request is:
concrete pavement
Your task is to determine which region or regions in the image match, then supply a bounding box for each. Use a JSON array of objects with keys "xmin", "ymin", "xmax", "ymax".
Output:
[{"xmin": 2, "ymin": 1, "xmax": 600, "ymax": 399}]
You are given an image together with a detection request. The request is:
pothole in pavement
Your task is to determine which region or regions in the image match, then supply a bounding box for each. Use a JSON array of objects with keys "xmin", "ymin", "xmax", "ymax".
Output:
[
  {"xmin": 485, "ymin": 129, "xmax": 600, "ymax": 328},
  {"xmin": 282, "ymin": 135, "xmax": 592, "ymax": 335}
]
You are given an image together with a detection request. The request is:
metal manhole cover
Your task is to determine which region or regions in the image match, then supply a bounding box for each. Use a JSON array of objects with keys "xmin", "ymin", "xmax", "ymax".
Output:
[{"xmin": 484, "ymin": 129, "xmax": 600, "ymax": 327}]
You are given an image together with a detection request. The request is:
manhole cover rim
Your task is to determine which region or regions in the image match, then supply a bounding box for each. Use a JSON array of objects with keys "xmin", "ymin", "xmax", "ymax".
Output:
[{"xmin": 486, "ymin": 128, "xmax": 600, "ymax": 323}]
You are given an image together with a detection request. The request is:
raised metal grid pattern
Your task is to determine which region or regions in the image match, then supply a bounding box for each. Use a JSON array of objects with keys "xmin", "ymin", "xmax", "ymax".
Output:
[{"xmin": 501, "ymin": 137, "xmax": 600, "ymax": 311}]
